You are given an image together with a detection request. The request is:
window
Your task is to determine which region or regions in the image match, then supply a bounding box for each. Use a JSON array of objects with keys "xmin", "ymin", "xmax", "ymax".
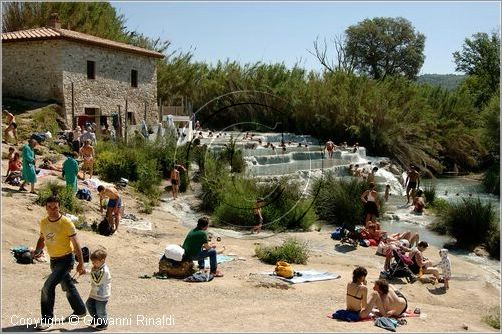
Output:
[
  {"xmin": 127, "ymin": 111, "xmax": 136, "ymax": 125},
  {"xmin": 87, "ymin": 61, "xmax": 95, "ymax": 79},
  {"xmin": 131, "ymin": 69, "xmax": 138, "ymax": 87}
]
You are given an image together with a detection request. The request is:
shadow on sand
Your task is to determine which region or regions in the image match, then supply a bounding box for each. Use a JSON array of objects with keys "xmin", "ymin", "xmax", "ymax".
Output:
[{"xmin": 334, "ymin": 244, "xmax": 357, "ymax": 253}]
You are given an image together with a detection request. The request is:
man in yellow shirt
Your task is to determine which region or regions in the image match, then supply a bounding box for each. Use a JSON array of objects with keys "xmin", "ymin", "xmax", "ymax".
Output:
[{"xmin": 32, "ymin": 195, "xmax": 86, "ymax": 330}]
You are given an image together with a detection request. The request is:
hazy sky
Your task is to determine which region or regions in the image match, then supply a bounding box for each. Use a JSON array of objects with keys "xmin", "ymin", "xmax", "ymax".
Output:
[{"xmin": 113, "ymin": 1, "xmax": 500, "ymax": 74}]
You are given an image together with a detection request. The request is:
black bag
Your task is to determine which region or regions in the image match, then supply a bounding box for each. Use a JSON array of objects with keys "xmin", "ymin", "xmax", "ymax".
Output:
[
  {"xmin": 81, "ymin": 246, "xmax": 90, "ymax": 263},
  {"xmin": 11, "ymin": 247, "xmax": 33, "ymax": 264},
  {"xmin": 98, "ymin": 218, "xmax": 112, "ymax": 236}
]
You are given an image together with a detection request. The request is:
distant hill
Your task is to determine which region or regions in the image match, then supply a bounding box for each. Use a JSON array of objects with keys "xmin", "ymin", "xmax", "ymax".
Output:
[{"xmin": 417, "ymin": 74, "xmax": 466, "ymax": 91}]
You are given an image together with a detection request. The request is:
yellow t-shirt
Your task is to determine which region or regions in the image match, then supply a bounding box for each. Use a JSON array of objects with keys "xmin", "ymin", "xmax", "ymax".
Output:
[{"xmin": 40, "ymin": 215, "xmax": 76, "ymax": 258}]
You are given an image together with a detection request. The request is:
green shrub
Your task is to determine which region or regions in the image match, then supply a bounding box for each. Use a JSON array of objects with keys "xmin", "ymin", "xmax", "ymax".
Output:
[
  {"xmin": 213, "ymin": 177, "xmax": 317, "ymax": 232},
  {"xmin": 255, "ymin": 238, "xmax": 310, "ymax": 265},
  {"xmin": 312, "ymin": 174, "xmax": 367, "ymax": 228},
  {"xmin": 219, "ymin": 136, "xmax": 245, "ymax": 173},
  {"xmin": 131, "ymin": 157, "xmax": 161, "ymax": 195},
  {"xmin": 482, "ymin": 307, "xmax": 500, "ymax": 330},
  {"xmin": 485, "ymin": 222, "xmax": 500, "ymax": 260},
  {"xmin": 483, "ymin": 161, "xmax": 500, "ymax": 195},
  {"xmin": 427, "ymin": 198, "xmax": 450, "ymax": 235},
  {"xmin": 423, "ymin": 183, "xmax": 437, "ymax": 205},
  {"xmin": 32, "ymin": 106, "xmax": 61, "ymax": 135},
  {"xmin": 36, "ymin": 181, "xmax": 83, "ymax": 214},
  {"xmin": 199, "ymin": 152, "xmax": 230, "ymax": 212},
  {"xmin": 443, "ymin": 198, "xmax": 496, "ymax": 249}
]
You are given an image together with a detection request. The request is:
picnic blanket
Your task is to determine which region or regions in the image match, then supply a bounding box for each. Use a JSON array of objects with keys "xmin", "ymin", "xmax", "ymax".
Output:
[{"xmin": 270, "ymin": 270, "xmax": 341, "ymax": 284}]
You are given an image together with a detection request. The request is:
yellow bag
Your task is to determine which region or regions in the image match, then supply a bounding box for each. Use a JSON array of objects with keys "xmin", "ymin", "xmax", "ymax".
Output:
[{"xmin": 275, "ymin": 261, "xmax": 294, "ymax": 279}]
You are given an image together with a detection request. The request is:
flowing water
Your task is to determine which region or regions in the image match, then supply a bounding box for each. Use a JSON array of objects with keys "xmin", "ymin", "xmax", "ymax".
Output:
[{"xmin": 166, "ymin": 131, "xmax": 500, "ymax": 284}]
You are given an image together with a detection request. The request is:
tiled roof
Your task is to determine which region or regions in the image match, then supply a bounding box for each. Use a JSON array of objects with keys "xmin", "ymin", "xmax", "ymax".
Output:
[{"xmin": 2, "ymin": 27, "xmax": 164, "ymax": 58}]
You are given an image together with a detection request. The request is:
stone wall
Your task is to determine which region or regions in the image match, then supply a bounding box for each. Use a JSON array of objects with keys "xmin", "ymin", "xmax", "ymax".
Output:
[
  {"xmin": 61, "ymin": 40, "xmax": 159, "ymax": 128},
  {"xmin": 2, "ymin": 40, "xmax": 64, "ymax": 102}
]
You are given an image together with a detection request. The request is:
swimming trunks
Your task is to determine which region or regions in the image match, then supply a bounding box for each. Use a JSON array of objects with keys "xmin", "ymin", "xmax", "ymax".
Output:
[
  {"xmin": 171, "ymin": 179, "xmax": 178, "ymax": 186},
  {"xmin": 407, "ymin": 181, "xmax": 417, "ymax": 189},
  {"xmin": 107, "ymin": 198, "xmax": 122, "ymax": 208},
  {"xmin": 395, "ymin": 290, "xmax": 408, "ymax": 316},
  {"xmin": 10, "ymin": 122, "xmax": 17, "ymax": 129}
]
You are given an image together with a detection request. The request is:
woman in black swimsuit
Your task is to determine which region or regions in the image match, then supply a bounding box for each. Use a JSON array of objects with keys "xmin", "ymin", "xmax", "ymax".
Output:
[{"xmin": 346, "ymin": 267, "xmax": 369, "ymax": 318}]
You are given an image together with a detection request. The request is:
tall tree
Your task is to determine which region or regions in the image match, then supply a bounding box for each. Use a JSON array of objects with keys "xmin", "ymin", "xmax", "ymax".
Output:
[
  {"xmin": 453, "ymin": 32, "xmax": 500, "ymax": 108},
  {"xmin": 2, "ymin": 2, "xmax": 128, "ymax": 42},
  {"xmin": 345, "ymin": 17, "xmax": 426, "ymax": 80}
]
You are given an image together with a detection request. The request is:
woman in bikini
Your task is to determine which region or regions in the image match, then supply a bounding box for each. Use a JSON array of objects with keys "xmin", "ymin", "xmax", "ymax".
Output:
[
  {"xmin": 361, "ymin": 182, "xmax": 380, "ymax": 227},
  {"xmin": 346, "ymin": 267, "xmax": 369, "ymax": 319}
]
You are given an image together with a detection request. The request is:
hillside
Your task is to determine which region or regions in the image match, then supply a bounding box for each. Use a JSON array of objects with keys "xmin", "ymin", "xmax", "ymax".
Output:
[{"xmin": 417, "ymin": 74, "xmax": 466, "ymax": 91}]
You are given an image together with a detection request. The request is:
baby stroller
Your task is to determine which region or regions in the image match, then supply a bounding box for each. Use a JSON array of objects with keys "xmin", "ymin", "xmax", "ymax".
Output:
[{"xmin": 381, "ymin": 249, "xmax": 417, "ymax": 283}]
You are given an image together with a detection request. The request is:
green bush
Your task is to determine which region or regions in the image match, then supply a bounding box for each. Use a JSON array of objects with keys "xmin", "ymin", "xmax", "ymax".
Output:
[
  {"xmin": 95, "ymin": 136, "xmax": 185, "ymax": 204},
  {"xmin": 219, "ymin": 136, "xmax": 245, "ymax": 173},
  {"xmin": 213, "ymin": 177, "xmax": 316, "ymax": 232},
  {"xmin": 312, "ymin": 174, "xmax": 368, "ymax": 228},
  {"xmin": 32, "ymin": 106, "xmax": 61, "ymax": 135},
  {"xmin": 199, "ymin": 152, "xmax": 230, "ymax": 212},
  {"xmin": 485, "ymin": 222, "xmax": 500, "ymax": 260},
  {"xmin": 423, "ymin": 183, "xmax": 437, "ymax": 205},
  {"xmin": 36, "ymin": 181, "xmax": 83, "ymax": 214},
  {"xmin": 427, "ymin": 198, "xmax": 450, "ymax": 235},
  {"xmin": 482, "ymin": 307, "xmax": 500, "ymax": 330},
  {"xmin": 443, "ymin": 198, "xmax": 496, "ymax": 249},
  {"xmin": 483, "ymin": 161, "xmax": 500, "ymax": 195},
  {"xmin": 255, "ymin": 238, "xmax": 310, "ymax": 265}
]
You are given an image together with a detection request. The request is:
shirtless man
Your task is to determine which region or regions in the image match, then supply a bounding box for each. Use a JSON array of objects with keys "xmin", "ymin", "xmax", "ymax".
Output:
[
  {"xmin": 3, "ymin": 110, "xmax": 18, "ymax": 145},
  {"xmin": 170, "ymin": 164, "xmax": 186, "ymax": 200},
  {"xmin": 405, "ymin": 165, "xmax": 420, "ymax": 204},
  {"xmin": 362, "ymin": 280, "xmax": 408, "ymax": 318},
  {"xmin": 97, "ymin": 185, "xmax": 121, "ymax": 233},
  {"xmin": 325, "ymin": 139, "xmax": 335, "ymax": 159},
  {"xmin": 79, "ymin": 139, "xmax": 95, "ymax": 180}
]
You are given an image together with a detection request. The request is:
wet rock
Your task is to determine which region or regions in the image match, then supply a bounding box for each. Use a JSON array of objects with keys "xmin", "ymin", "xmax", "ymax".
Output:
[{"xmin": 473, "ymin": 246, "xmax": 489, "ymax": 257}]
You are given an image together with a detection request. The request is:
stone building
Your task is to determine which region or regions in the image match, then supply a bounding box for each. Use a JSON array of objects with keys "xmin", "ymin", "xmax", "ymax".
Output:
[{"xmin": 2, "ymin": 18, "xmax": 164, "ymax": 133}]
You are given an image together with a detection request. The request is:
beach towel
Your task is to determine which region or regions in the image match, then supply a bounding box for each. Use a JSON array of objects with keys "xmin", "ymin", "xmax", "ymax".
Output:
[
  {"xmin": 201, "ymin": 254, "xmax": 235, "ymax": 268},
  {"xmin": 270, "ymin": 270, "xmax": 341, "ymax": 284}
]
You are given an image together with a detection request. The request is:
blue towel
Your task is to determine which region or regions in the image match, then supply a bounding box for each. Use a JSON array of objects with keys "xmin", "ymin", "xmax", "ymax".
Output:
[{"xmin": 374, "ymin": 317, "xmax": 398, "ymax": 332}]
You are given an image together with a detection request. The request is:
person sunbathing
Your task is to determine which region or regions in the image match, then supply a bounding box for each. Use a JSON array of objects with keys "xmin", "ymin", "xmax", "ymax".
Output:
[{"xmin": 346, "ymin": 267, "xmax": 369, "ymax": 319}]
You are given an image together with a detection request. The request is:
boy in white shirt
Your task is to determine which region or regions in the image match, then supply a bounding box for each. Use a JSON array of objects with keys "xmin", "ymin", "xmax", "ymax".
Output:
[{"xmin": 86, "ymin": 249, "xmax": 111, "ymax": 330}]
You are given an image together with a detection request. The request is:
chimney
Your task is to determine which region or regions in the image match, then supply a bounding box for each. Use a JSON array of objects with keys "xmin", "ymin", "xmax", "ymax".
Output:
[{"xmin": 48, "ymin": 13, "xmax": 61, "ymax": 29}]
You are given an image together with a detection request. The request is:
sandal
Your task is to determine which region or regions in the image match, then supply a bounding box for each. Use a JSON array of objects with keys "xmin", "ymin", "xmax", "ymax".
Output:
[
  {"xmin": 212, "ymin": 271, "xmax": 224, "ymax": 277},
  {"xmin": 414, "ymin": 308, "xmax": 421, "ymax": 314},
  {"xmin": 397, "ymin": 319, "xmax": 407, "ymax": 326}
]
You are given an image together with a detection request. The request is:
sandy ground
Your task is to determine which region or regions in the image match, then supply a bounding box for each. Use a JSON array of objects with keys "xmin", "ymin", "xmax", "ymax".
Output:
[{"xmin": 1, "ymin": 157, "xmax": 500, "ymax": 332}]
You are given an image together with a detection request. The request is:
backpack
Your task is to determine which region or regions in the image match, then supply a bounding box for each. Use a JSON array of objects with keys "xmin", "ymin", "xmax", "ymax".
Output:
[
  {"xmin": 98, "ymin": 218, "xmax": 113, "ymax": 236},
  {"xmin": 80, "ymin": 246, "xmax": 90, "ymax": 263},
  {"xmin": 331, "ymin": 227, "xmax": 343, "ymax": 240},
  {"xmin": 275, "ymin": 261, "xmax": 294, "ymax": 279},
  {"xmin": 11, "ymin": 246, "xmax": 33, "ymax": 264},
  {"xmin": 76, "ymin": 188, "xmax": 92, "ymax": 201}
]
